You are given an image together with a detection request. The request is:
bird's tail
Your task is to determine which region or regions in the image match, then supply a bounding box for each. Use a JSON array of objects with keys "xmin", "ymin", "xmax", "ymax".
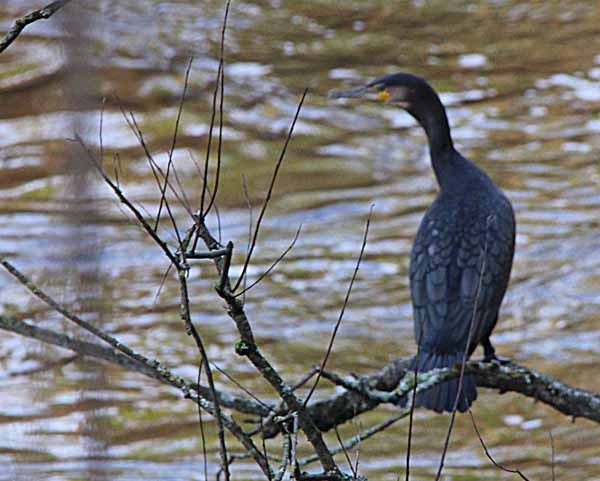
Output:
[{"xmin": 405, "ymin": 351, "xmax": 477, "ymax": 413}]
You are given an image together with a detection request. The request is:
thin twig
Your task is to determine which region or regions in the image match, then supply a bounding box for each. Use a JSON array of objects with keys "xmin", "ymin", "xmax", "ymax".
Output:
[
  {"xmin": 0, "ymin": 314, "xmax": 268, "ymax": 416},
  {"xmin": 186, "ymin": 247, "xmax": 230, "ymax": 259},
  {"xmin": 119, "ymin": 113, "xmax": 186, "ymax": 252},
  {"xmin": 232, "ymin": 88, "xmax": 309, "ymax": 293},
  {"xmin": 190, "ymin": 150, "xmax": 206, "ymax": 188},
  {"xmin": 178, "ymin": 270, "xmax": 230, "ymax": 481},
  {"xmin": 405, "ymin": 323, "xmax": 424, "ymax": 481},
  {"xmin": 0, "ymin": 258, "xmax": 162, "ymax": 367},
  {"xmin": 155, "ymin": 57, "xmax": 194, "ymax": 229},
  {"xmin": 216, "ymin": 200, "xmax": 223, "ymax": 245},
  {"xmin": 334, "ymin": 426, "xmax": 357, "ymax": 478},
  {"xmin": 113, "ymin": 152, "xmax": 122, "ymax": 189},
  {"xmin": 114, "ymin": 201, "xmax": 166, "ymax": 242},
  {"xmin": 200, "ymin": 60, "xmax": 223, "ymax": 215},
  {"xmin": 234, "ymin": 224, "xmax": 302, "ymax": 298},
  {"xmin": 113, "ymin": 166, "xmax": 120, "ymax": 189},
  {"xmin": 298, "ymin": 411, "xmax": 407, "ymax": 466},
  {"xmin": 468, "ymin": 408, "xmax": 531, "ymax": 481},
  {"xmin": 120, "ymin": 107, "xmax": 193, "ymax": 217},
  {"xmin": 5, "ymin": 354, "xmax": 79, "ymax": 378},
  {"xmin": 435, "ymin": 216, "xmax": 492, "ymax": 481},
  {"xmin": 291, "ymin": 366, "xmax": 319, "ymax": 391},
  {"xmin": 132, "ymin": 201, "xmax": 180, "ymax": 247},
  {"xmin": 131, "ymin": 146, "xmax": 183, "ymax": 251},
  {"xmin": 241, "ymin": 174, "xmax": 253, "ymax": 305},
  {"xmin": 352, "ymin": 418, "xmax": 361, "ymax": 481},
  {"xmin": 0, "ymin": 263, "xmax": 270, "ymax": 417},
  {"xmin": 75, "ymin": 135, "xmax": 179, "ymax": 265},
  {"xmin": 0, "ymin": 0, "xmax": 72, "ymax": 55},
  {"xmin": 189, "ymin": 151, "xmax": 224, "ymax": 245},
  {"xmin": 303, "ymin": 206, "xmax": 372, "ymax": 407},
  {"xmin": 549, "ymin": 430, "xmax": 556, "ymax": 481},
  {"xmin": 139, "ymin": 150, "xmax": 187, "ymax": 256},
  {"xmin": 204, "ymin": 0, "xmax": 230, "ymax": 218},
  {"xmin": 99, "ymin": 98, "xmax": 106, "ymax": 163},
  {"xmin": 168, "ymin": 157, "xmax": 193, "ymax": 218},
  {"xmin": 153, "ymin": 263, "xmax": 173, "ymax": 305},
  {"xmin": 261, "ymin": 418, "xmax": 274, "ymax": 481},
  {"xmin": 197, "ymin": 359, "xmax": 209, "ymax": 481},
  {"xmin": 290, "ymin": 413, "xmax": 299, "ymax": 471},
  {"xmin": 274, "ymin": 430, "xmax": 291, "ymax": 481},
  {"xmin": 154, "ymin": 156, "xmax": 175, "ymax": 231},
  {"xmin": 195, "ymin": 216, "xmax": 339, "ymax": 472},
  {"xmin": 218, "ymin": 241, "xmax": 234, "ymax": 293},
  {"xmin": 211, "ymin": 361, "xmax": 272, "ymax": 411}
]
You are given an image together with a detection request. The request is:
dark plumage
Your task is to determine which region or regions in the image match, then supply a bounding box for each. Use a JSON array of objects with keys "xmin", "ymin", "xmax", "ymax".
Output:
[{"xmin": 332, "ymin": 73, "xmax": 515, "ymax": 412}]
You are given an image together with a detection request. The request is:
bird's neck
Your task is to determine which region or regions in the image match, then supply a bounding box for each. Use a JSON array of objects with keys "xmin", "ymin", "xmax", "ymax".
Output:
[
  {"xmin": 424, "ymin": 113, "xmax": 453, "ymax": 159},
  {"xmin": 408, "ymin": 95, "xmax": 456, "ymax": 188},
  {"xmin": 410, "ymin": 96, "xmax": 453, "ymax": 157}
]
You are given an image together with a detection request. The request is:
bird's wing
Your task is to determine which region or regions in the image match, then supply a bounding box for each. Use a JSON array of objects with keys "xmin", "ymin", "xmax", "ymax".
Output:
[{"xmin": 410, "ymin": 202, "xmax": 515, "ymax": 354}]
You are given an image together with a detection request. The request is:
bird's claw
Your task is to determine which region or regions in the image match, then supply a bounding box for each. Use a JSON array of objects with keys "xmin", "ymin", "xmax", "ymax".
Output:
[{"xmin": 482, "ymin": 353, "xmax": 511, "ymax": 365}]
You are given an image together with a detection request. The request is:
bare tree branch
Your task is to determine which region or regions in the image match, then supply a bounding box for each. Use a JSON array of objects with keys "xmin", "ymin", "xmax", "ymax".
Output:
[
  {"xmin": 263, "ymin": 358, "xmax": 600, "ymax": 439},
  {"xmin": 2, "ymin": 303, "xmax": 600, "ymax": 478},
  {"xmin": 177, "ymin": 267, "xmax": 231, "ymax": 480},
  {"xmin": 193, "ymin": 221, "xmax": 339, "ymax": 473},
  {"xmin": 0, "ymin": 313, "xmax": 273, "ymax": 476},
  {"xmin": 274, "ymin": 429, "xmax": 290, "ymax": 481},
  {"xmin": 0, "ymin": 258, "xmax": 157, "ymax": 369},
  {"xmin": 0, "ymin": 0, "xmax": 72, "ymax": 55}
]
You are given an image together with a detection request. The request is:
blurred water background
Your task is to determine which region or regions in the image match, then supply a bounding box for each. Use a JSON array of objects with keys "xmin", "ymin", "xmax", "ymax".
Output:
[{"xmin": 1, "ymin": 1, "xmax": 600, "ymax": 479}]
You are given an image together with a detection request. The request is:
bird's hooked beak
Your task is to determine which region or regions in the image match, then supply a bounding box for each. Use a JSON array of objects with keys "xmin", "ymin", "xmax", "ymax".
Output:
[
  {"xmin": 328, "ymin": 84, "xmax": 389, "ymax": 102},
  {"xmin": 328, "ymin": 83, "xmax": 408, "ymax": 107}
]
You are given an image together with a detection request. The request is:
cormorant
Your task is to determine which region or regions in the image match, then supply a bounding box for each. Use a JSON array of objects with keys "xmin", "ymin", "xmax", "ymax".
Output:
[{"xmin": 330, "ymin": 73, "xmax": 515, "ymax": 412}]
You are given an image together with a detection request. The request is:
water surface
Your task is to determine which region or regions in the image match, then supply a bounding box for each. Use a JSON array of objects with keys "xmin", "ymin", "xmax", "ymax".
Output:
[{"xmin": 1, "ymin": 1, "xmax": 600, "ymax": 480}]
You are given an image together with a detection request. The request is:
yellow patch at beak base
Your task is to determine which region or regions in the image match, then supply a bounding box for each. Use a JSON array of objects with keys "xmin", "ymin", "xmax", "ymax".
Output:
[{"xmin": 377, "ymin": 89, "xmax": 391, "ymax": 102}]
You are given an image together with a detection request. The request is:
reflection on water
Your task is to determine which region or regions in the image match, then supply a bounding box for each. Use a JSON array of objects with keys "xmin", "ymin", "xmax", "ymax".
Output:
[{"xmin": 1, "ymin": 1, "xmax": 600, "ymax": 480}]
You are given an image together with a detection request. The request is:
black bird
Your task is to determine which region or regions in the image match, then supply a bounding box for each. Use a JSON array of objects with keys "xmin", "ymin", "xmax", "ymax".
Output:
[{"xmin": 331, "ymin": 73, "xmax": 515, "ymax": 412}]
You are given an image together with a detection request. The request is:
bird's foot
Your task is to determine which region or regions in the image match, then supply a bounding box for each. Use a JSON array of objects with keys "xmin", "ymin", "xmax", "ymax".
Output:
[{"xmin": 482, "ymin": 353, "xmax": 511, "ymax": 365}]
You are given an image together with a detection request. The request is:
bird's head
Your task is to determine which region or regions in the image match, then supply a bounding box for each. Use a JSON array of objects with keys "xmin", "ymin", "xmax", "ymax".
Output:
[
  {"xmin": 329, "ymin": 72, "xmax": 453, "ymax": 155},
  {"xmin": 329, "ymin": 72, "xmax": 438, "ymax": 113}
]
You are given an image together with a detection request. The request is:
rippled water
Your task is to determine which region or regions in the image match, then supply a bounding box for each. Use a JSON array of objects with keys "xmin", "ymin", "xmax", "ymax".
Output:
[{"xmin": 1, "ymin": 1, "xmax": 600, "ymax": 480}]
